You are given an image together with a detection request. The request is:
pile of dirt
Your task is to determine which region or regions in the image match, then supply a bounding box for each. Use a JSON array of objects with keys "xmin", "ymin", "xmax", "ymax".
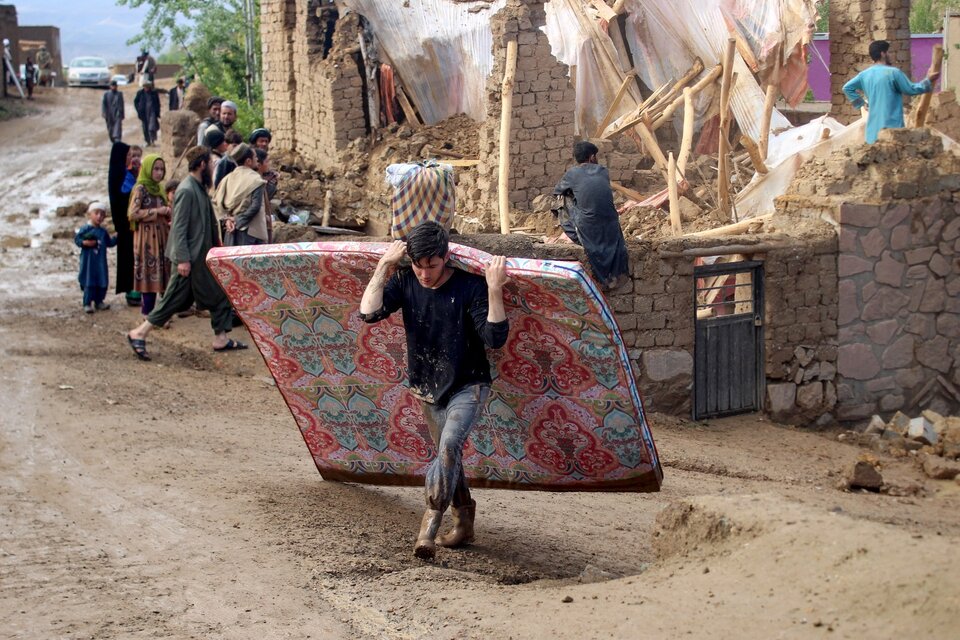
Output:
[
  {"xmin": 274, "ymin": 113, "xmax": 482, "ymax": 232},
  {"xmin": 783, "ymin": 127, "xmax": 960, "ymax": 207}
]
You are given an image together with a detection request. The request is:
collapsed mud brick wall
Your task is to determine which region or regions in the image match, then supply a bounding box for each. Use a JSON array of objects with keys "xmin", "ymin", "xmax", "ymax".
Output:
[
  {"xmin": 17, "ymin": 26, "xmax": 61, "ymax": 75},
  {"xmin": 464, "ymin": 0, "xmax": 577, "ymax": 226},
  {"xmin": 829, "ymin": 0, "xmax": 912, "ymax": 123},
  {"xmin": 836, "ymin": 196, "xmax": 960, "ymax": 420},
  {"xmin": 261, "ymin": 0, "xmax": 366, "ymax": 170},
  {"xmin": 0, "ymin": 5, "xmax": 20, "ymax": 73}
]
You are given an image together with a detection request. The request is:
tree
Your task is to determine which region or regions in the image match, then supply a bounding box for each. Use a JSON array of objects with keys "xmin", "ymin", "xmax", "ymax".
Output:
[
  {"xmin": 116, "ymin": 0, "xmax": 263, "ymax": 137},
  {"xmin": 910, "ymin": 1, "xmax": 960, "ymax": 33}
]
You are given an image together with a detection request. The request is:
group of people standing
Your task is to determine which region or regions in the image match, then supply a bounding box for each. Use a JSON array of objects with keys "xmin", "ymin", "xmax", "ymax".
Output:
[{"xmin": 81, "ymin": 74, "xmax": 282, "ymax": 359}]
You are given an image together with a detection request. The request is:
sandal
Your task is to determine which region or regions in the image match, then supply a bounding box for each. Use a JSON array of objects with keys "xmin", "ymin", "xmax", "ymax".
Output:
[
  {"xmin": 213, "ymin": 339, "xmax": 248, "ymax": 352},
  {"xmin": 127, "ymin": 334, "xmax": 151, "ymax": 361}
]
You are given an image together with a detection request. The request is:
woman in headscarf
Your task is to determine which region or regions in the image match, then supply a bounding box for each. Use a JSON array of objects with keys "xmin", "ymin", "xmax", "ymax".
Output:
[
  {"xmin": 128, "ymin": 154, "xmax": 172, "ymax": 318},
  {"xmin": 108, "ymin": 142, "xmax": 143, "ymax": 307}
]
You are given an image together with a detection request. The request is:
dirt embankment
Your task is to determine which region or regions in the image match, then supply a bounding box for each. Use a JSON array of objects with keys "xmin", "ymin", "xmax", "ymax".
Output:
[{"xmin": 1, "ymin": 85, "xmax": 959, "ymax": 640}]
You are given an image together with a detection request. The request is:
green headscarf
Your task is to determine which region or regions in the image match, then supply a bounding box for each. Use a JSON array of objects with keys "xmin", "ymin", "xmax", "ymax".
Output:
[{"xmin": 135, "ymin": 154, "xmax": 168, "ymax": 204}]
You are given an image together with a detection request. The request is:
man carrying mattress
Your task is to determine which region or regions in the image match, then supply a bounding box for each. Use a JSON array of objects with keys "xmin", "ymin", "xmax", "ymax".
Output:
[{"xmin": 359, "ymin": 221, "xmax": 509, "ymax": 559}]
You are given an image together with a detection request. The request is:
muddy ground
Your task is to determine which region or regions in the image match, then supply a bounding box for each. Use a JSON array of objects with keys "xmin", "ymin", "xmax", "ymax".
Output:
[{"xmin": 1, "ymin": 87, "xmax": 959, "ymax": 640}]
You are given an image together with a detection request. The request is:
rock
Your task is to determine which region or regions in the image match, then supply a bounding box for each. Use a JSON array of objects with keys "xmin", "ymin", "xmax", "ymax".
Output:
[
  {"xmin": 55, "ymin": 201, "xmax": 88, "ymax": 217},
  {"xmin": 847, "ymin": 460, "xmax": 883, "ymax": 490},
  {"xmin": 766, "ymin": 383, "xmax": 797, "ymax": 415},
  {"xmin": 864, "ymin": 415, "xmax": 886, "ymax": 435},
  {"xmin": 933, "ymin": 415, "xmax": 960, "ymax": 437},
  {"xmin": 887, "ymin": 411, "xmax": 912, "ymax": 436},
  {"xmin": 837, "ymin": 344, "xmax": 881, "ymax": 380},
  {"xmin": 578, "ymin": 564, "xmax": 616, "ymax": 584},
  {"xmin": 922, "ymin": 409, "xmax": 945, "ymax": 425},
  {"xmin": 794, "ymin": 346, "xmax": 815, "ymax": 367},
  {"xmin": 907, "ymin": 417, "xmax": 938, "ymax": 446},
  {"xmin": 797, "ymin": 382, "xmax": 824, "ymax": 411},
  {"xmin": 881, "ymin": 335, "xmax": 915, "ymax": 369},
  {"xmin": 921, "ymin": 454, "xmax": 960, "ymax": 480},
  {"xmin": 642, "ymin": 350, "xmax": 693, "ymax": 382},
  {"xmin": 941, "ymin": 422, "xmax": 960, "ymax": 459},
  {"xmin": 561, "ymin": 595, "xmax": 574, "ymax": 603}
]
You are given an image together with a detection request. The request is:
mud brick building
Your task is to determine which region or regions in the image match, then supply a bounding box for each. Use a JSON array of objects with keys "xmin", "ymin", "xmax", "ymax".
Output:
[
  {"xmin": 18, "ymin": 25, "xmax": 60, "ymax": 76},
  {"xmin": 259, "ymin": 1, "xmax": 960, "ymax": 426}
]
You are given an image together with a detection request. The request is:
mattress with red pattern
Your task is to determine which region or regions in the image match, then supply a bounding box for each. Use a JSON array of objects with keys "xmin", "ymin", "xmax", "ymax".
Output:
[{"xmin": 207, "ymin": 242, "xmax": 662, "ymax": 492}]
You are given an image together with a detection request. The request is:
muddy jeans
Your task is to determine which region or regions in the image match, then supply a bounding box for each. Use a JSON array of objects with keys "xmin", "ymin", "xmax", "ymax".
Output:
[{"xmin": 420, "ymin": 384, "xmax": 490, "ymax": 512}]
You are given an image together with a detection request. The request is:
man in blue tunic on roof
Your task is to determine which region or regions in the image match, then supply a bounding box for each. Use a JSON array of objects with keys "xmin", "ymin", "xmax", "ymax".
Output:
[{"xmin": 843, "ymin": 40, "xmax": 939, "ymax": 144}]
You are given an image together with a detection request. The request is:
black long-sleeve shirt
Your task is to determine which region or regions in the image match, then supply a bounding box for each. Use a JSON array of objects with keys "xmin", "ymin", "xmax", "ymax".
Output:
[{"xmin": 360, "ymin": 267, "xmax": 509, "ymax": 407}]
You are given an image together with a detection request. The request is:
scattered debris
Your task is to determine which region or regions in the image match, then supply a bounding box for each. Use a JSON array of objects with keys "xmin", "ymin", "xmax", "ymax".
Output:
[{"xmin": 846, "ymin": 457, "xmax": 883, "ymax": 491}]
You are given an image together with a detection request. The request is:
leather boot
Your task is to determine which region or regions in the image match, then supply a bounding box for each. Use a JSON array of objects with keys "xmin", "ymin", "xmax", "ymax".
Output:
[
  {"xmin": 436, "ymin": 499, "xmax": 476, "ymax": 548},
  {"xmin": 413, "ymin": 509, "xmax": 443, "ymax": 559}
]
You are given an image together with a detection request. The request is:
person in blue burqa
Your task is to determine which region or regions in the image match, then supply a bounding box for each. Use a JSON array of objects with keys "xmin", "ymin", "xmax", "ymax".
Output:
[
  {"xmin": 553, "ymin": 141, "xmax": 629, "ymax": 290},
  {"xmin": 843, "ymin": 40, "xmax": 940, "ymax": 144}
]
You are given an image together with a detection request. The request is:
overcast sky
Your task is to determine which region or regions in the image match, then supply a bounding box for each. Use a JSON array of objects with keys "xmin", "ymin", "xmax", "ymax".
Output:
[{"xmin": 16, "ymin": 0, "xmax": 156, "ymax": 64}]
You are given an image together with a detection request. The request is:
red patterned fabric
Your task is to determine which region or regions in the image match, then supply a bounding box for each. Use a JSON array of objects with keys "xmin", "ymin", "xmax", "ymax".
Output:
[{"xmin": 207, "ymin": 242, "xmax": 662, "ymax": 492}]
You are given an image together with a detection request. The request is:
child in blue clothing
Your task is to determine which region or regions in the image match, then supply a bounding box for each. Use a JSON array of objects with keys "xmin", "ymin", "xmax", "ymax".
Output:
[{"xmin": 74, "ymin": 202, "xmax": 118, "ymax": 313}]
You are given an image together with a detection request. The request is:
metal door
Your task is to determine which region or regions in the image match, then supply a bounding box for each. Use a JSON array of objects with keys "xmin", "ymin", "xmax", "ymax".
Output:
[{"xmin": 693, "ymin": 260, "xmax": 764, "ymax": 420}]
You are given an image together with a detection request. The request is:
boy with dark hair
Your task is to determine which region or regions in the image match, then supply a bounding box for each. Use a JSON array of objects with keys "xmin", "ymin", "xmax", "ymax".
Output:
[
  {"xmin": 843, "ymin": 39, "xmax": 939, "ymax": 144},
  {"xmin": 359, "ymin": 221, "xmax": 509, "ymax": 559},
  {"xmin": 553, "ymin": 140, "xmax": 630, "ymax": 290}
]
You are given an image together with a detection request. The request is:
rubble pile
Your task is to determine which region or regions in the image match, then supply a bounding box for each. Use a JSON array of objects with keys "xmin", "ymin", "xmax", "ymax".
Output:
[{"xmin": 840, "ymin": 409, "xmax": 960, "ymax": 483}]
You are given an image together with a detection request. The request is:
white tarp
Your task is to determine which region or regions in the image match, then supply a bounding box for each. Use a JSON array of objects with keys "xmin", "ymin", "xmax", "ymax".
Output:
[{"xmin": 339, "ymin": 0, "xmax": 505, "ymax": 125}]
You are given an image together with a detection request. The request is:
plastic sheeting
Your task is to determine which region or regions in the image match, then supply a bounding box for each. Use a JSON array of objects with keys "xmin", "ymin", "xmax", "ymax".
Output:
[
  {"xmin": 339, "ymin": 0, "xmax": 505, "ymax": 125},
  {"xmin": 735, "ymin": 117, "xmax": 862, "ymax": 220},
  {"xmin": 620, "ymin": 0, "xmax": 793, "ymax": 141}
]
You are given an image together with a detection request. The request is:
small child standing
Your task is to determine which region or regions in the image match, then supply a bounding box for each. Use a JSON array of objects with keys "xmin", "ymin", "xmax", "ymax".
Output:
[{"xmin": 74, "ymin": 202, "xmax": 118, "ymax": 313}]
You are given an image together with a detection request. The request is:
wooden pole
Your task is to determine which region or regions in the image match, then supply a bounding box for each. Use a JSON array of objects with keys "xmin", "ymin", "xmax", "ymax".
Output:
[
  {"xmin": 595, "ymin": 72, "xmax": 636, "ymax": 137},
  {"xmin": 635, "ymin": 120, "xmax": 668, "ymax": 172},
  {"xmin": 677, "ymin": 87, "xmax": 695, "ymax": 178},
  {"xmin": 396, "ymin": 87, "xmax": 422, "ymax": 129},
  {"xmin": 717, "ymin": 39, "xmax": 737, "ymax": 219},
  {"xmin": 739, "ymin": 134, "xmax": 768, "ymax": 175},
  {"xmin": 610, "ymin": 181, "xmax": 647, "ymax": 202},
  {"xmin": 915, "ymin": 44, "xmax": 944, "ymax": 127},
  {"xmin": 683, "ymin": 213, "xmax": 773, "ymax": 237},
  {"xmin": 498, "ymin": 39, "xmax": 518, "ymax": 235},
  {"xmin": 668, "ymin": 152, "xmax": 682, "ymax": 236},
  {"xmin": 651, "ymin": 64, "xmax": 722, "ymax": 131},
  {"xmin": 759, "ymin": 53, "xmax": 780, "ymax": 160},
  {"xmin": 322, "ymin": 189, "xmax": 333, "ymax": 226}
]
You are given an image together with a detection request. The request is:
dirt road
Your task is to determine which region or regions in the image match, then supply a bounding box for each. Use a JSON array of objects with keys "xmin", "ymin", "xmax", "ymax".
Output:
[{"xmin": 1, "ymin": 88, "xmax": 959, "ymax": 639}]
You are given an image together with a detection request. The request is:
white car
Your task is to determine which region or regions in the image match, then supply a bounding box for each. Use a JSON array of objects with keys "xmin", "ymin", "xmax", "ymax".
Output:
[
  {"xmin": 111, "ymin": 74, "xmax": 129, "ymax": 86},
  {"xmin": 66, "ymin": 56, "xmax": 111, "ymax": 88}
]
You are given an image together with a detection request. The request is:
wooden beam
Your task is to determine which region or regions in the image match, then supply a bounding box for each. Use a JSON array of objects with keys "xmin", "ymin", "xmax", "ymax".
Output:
[
  {"xmin": 589, "ymin": 0, "xmax": 617, "ymax": 24},
  {"xmin": 647, "ymin": 58, "xmax": 705, "ymax": 121},
  {"xmin": 759, "ymin": 52, "xmax": 780, "ymax": 160},
  {"xmin": 717, "ymin": 38, "xmax": 737, "ymax": 219},
  {"xmin": 683, "ymin": 213, "xmax": 773, "ymax": 238},
  {"xmin": 915, "ymin": 44, "xmax": 944, "ymax": 127},
  {"xmin": 610, "ymin": 181, "xmax": 647, "ymax": 202},
  {"xmin": 595, "ymin": 72, "xmax": 636, "ymax": 137},
  {"xmin": 677, "ymin": 87, "xmax": 695, "ymax": 178},
  {"xmin": 667, "ymin": 152, "xmax": 682, "ymax": 236},
  {"xmin": 651, "ymin": 64, "xmax": 722, "ymax": 131},
  {"xmin": 498, "ymin": 39, "xmax": 518, "ymax": 235},
  {"xmin": 635, "ymin": 120, "xmax": 668, "ymax": 172},
  {"xmin": 396, "ymin": 86, "xmax": 421, "ymax": 129},
  {"xmin": 442, "ymin": 158, "xmax": 480, "ymax": 167},
  {"xmin": 601, "ymin": 79, "xmax": 672, "ymax": 140},
  {"xmin": 739, "ymin": 134, "xmax": 768, "ymax": 175}
]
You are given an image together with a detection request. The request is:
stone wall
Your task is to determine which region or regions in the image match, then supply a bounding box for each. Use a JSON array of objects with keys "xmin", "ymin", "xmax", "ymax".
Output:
[
  {"xmin": 465, "ymin": 0, "xmax": 577, "ymax": 225},
  {"xmin": 461, "ymin": 231, "xmax": 839, "ymax": 420},
  {"xmin": 763, "ymin": 236, "xmax": 840, "ymax": 425},
  {"xmin": 836, "ymin": 197, "xmax": 960, "ymax": 420},
  {"xmin": 829, "ymin": 0, "xmax": 911, "ymax": 123}
]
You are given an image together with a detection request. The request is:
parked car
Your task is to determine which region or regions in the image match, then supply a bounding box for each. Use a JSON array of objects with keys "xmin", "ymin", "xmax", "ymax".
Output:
[
  {"xmin": 111, "ymin": 74, "xmax": 129, "ymax": 86},
  {"xmin": 66, "ymin": 56, "xmax": 111, "ymax": 88}
]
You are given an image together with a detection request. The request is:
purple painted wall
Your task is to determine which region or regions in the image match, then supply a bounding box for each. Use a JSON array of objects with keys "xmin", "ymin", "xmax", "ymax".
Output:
[{"xmin": 808, "ymin": 34, "xmax": 941, "ymax": 102}]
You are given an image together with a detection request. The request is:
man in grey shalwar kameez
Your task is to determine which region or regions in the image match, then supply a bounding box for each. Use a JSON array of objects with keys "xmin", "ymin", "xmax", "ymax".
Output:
[
  {"xmin": 102, "ymin": 80, "xmax": 125, "ymax": 143},
  {"xmin": 553, "ymin": 141, "xmax": 630, "ymax": 289}
]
